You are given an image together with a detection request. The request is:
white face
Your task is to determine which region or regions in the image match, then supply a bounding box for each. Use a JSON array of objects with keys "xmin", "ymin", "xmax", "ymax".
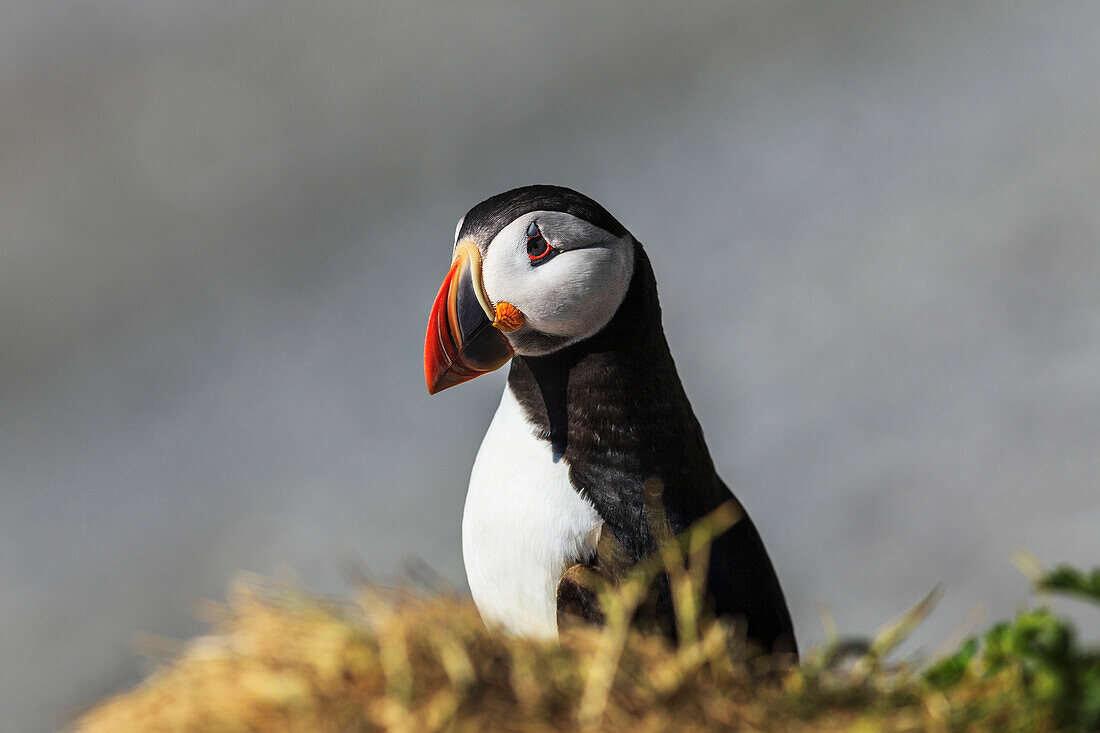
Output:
[{"xmin": 469, "ymin": 210, "xmax": 635, "ymax": 356}]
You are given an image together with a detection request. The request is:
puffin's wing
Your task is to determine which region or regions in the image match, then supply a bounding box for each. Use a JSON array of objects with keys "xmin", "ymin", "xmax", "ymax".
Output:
[
  {"xmin": 556, "ymin": 564, "xmax": 605, "ymax": 628},
  {"xmin": 556, "ymin": 525, "xmax": 636, "ymax": 630}
]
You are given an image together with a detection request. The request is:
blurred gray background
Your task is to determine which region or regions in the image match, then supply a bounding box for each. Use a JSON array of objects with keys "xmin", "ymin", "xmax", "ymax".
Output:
[{"xmin": 2, "ymin": 1, "xmax": 1099, "ymax": 730}]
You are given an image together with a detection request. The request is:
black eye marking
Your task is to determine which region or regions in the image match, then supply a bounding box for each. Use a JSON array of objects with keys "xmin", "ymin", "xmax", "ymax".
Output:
[{"xmin": 525, "ymin": 220, "xmax": 558, "ymax": 264}]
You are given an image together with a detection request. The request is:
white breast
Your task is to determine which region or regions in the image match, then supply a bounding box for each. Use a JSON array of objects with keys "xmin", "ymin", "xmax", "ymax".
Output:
[{"xmin": 462, "ymin": 387, "xmax": 603, "ymax": 638}]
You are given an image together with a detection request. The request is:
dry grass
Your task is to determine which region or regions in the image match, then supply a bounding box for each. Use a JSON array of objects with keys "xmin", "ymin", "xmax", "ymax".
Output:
[
  {"xmin": 72, "ymin": 504, "xmax": 1100, "ymax": 732},
  {"xmin": 72, "ymin": 566, "xmax": 1099, "ymax": 732}
]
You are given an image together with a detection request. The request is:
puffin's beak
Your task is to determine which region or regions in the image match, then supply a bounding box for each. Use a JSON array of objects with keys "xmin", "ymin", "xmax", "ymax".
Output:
[{"xmin": 424, "ymin": 242, "xmax": 516, "ymax": 394}]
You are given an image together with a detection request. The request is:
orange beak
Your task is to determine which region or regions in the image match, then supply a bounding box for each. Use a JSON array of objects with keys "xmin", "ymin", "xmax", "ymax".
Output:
[{"xmin": 424, "ymin": 242, "xmax": 516, "ymax": 394}]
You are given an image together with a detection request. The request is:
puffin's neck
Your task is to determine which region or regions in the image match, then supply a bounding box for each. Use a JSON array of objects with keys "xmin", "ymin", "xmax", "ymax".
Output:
[{"xmin": 506, "ymin": 241, "xmax": 726, "ymax": 545}]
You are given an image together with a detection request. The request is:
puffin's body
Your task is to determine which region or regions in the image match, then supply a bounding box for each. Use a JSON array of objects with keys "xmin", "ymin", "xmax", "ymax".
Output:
[{"xmin": 426, "ymin": 186, "xmax": 796, "ymax": 654}]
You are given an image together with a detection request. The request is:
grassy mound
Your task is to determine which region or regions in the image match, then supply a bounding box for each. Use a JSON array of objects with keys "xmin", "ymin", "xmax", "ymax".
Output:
[{"xmin": 73, "ymin": 559, "xmax": 1100, "ymax": 732}]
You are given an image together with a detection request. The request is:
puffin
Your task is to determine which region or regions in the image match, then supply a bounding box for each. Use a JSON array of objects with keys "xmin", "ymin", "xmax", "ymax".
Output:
[{"xmin": 424, "ymin": 185, "xmax": 797, "ymax": 655}]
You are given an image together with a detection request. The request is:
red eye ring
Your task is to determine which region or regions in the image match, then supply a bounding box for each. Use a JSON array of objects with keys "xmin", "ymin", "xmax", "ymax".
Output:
[
  {"xmin": 527, "ymin": 239, "xmax": 554, "ymax": 261},
  {"xmin": 526, "ymin": 227, "xmax": 556, "ymax": 262}
]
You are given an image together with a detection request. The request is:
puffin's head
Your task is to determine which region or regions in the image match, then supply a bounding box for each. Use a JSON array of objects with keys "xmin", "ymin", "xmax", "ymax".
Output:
[{"xmin": 425, "ymin": 185, "xmax": 635, "ymax": 394}]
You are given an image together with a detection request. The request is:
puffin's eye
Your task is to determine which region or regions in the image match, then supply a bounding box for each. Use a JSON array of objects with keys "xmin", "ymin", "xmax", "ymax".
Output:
[{"xmin": 526, "ymin": 221, "xmax": 556, "ymax": 264}]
